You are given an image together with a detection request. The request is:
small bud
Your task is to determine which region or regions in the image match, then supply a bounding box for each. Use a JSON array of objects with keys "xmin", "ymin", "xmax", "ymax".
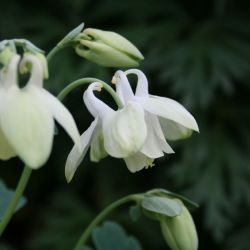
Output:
[
  {"xmin": 160, "ymin": 201, "xmax": 198, "ymax": 250},
  {"xmin": 75, "ymin": 28, "xmax": 144, "ymax": 67}
]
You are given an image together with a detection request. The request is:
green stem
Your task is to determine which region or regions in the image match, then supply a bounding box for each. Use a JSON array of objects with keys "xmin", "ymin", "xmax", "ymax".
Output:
[
  {"xmin": 57, "ymin": 78, "xmax": 123, "ymax": 108},
  {"xmin": 0, "ymin": 166, "xmax": 32, "ymax": 236},
  {"xmin": 46, "ymin": 45, "xmax": 63, "ymax": 63},
  {"xmin": 73, "ymin": 194, "xmax": 140, "ymax": 250}
]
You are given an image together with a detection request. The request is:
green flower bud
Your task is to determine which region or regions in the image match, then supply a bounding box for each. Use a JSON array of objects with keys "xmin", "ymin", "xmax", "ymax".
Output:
[
  {"xmin": 160, "ymin": 202, "xmax": 198, "ymax": 250},
  {"xmin": 75, "ymin": 28, "xmax": 144, "ymax": 67}
]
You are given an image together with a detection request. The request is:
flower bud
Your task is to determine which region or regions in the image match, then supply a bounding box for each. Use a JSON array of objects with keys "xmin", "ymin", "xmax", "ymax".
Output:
[
  {"xmin": 160, "ymin": 202, "xmax": 198, "ymax": 250},
  {"xmin": 75, "ymin": 28, "xmax": 144, "ymax": 67}
]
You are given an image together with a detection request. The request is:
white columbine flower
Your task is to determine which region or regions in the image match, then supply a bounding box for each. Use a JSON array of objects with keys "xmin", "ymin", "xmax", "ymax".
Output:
[
  {"xmin": 65, "ymin": 82, "xmax": 148, "ymax": 182},
  {"xmin": 0, "ymin": 54, "xmax": 81, "ymax": 168},
  {"xmin": 112, "ymin": 69, "xmax": 199, "ymax": 159}
]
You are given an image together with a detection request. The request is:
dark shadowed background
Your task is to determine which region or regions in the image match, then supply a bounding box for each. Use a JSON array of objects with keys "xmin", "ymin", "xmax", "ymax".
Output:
[{"xmin": 1, "ymin": 0, "xmax": 250, "ymax": 249}]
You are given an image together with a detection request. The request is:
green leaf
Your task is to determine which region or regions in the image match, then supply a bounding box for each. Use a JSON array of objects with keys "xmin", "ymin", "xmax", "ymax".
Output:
[
  {"xmin": 92, "ymin": 221, "xmax": 142, "ymax": 250},
  {"xmin": 141, "ymin": 196, "xmax": 182, "ymax": 217},
  {"xmin": 147, "ymin": 188, "xmax": 199, "ymax": 209},
  {"xmin": 0, "ymin": 180, "xmax": 27, "ymax": 220}
]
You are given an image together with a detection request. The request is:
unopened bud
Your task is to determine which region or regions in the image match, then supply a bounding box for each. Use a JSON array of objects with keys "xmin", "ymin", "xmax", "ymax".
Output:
[
  {"xmin": 160, "ymin": 202, "xmax": 198, "ymax": 250},
  {"xmin": 75, "ymin": 28, "xmax": 144, "ymax": 67}
]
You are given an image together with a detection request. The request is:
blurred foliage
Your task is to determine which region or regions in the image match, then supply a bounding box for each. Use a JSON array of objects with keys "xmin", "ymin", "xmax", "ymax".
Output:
[
  {"xmin": 0, "ymin": 180, "xmax": 26, "ymax": 219},
  {"xmin": 83, "ymin": 221, "xmax": 142, "ymax": 250},
  {"xmin": 1, "ymin": 0, "xmax": 250, "ymax": 249}
]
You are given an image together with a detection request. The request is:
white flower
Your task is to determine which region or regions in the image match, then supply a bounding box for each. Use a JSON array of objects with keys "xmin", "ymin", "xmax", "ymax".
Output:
[
  {"xmin": 112, "ymin": 69, "xmax": 199, "ymax": 159},
  {"xmin": 0, "ymin": 54, "xmax": 81, "ymax": 168},
  {"xmin": 65, "ymin": 82, "xmax": 148, "ymax": 182}
]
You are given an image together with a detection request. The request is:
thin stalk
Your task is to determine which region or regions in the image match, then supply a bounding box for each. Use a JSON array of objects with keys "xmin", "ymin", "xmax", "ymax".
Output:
[
  {"xmin": 57, "ymin": 78, "xmax": 123, "ymax": 108},
  {"xmin": 46, "ymin": 46, "xmax": 62, "ymax": 63},
  {"xmin": 0, "ymin": 166, "xmax": 32, "ymax": 236},
  {"xmin": 73, "ymin": 194, "xmax": 140, "ymax": 250}
]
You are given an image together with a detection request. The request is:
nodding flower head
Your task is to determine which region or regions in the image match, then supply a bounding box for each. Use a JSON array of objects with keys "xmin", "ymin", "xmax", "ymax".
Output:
[
  {"xmin": 0, "ymin": 53, "xmax": 81, "ymax": 169},
  {"xmin": 65, "ymin": 82, "xmax": 148, "ymax": 182}
]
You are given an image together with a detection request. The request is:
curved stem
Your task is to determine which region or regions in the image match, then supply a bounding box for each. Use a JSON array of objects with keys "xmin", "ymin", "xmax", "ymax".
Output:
[
  {"xmin": 73, "ymin": 194, "xmax": 141, "ymax": 250},
  {"xmin": 0, "ymin": 165, "xmax": 32, "ymax": 236},
  {"xmin": 57, "ymin": 78, "xmax": 123, "ymax": 108},
  {"xmin": 47, "ymin": 45, "xmax": 63, "ymax": 63}
]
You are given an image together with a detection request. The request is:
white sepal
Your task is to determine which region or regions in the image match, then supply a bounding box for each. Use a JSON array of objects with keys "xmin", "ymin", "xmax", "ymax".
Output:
[
  {"xmin": 40, "ymin": 89, "xmax": 81, "ymax": 150},
  {"xmin": 65, "ymin": 118, "xmax": 98, "ymax": 182},
  {"xmin": 138, "ymin": 95, "xmax": 199, "ymax": 132}
]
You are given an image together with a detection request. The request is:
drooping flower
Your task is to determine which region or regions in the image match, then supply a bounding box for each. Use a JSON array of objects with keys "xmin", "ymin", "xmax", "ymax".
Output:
[
  {"xmin": 0, "ymin": 53, "xmax": 81, "ymax": 168},
  {"xmin": 65, "ymin": 82, "xmax": 148, "ymax": 182},
  {"xmin": 112, "ymin": 69, "xmax": 199, "ymax": 159},
  {"xmin": 75, "ymin": 28, "xmax": 144, "ymax": 67}
]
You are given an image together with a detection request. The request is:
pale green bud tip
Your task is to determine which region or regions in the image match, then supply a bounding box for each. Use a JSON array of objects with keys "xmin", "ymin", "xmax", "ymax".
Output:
[
  {"xmin": 19, "ymin": 52, "xmax": 49, "ymax": 79},
  {"xmin": 75, "ymin": 28, "xmax": 144, "ymax": 68},
  {"xmin": 0, "ymin": 46, "xmax": 16, "ymax": 66},
  {"xmin": 160, "ymin": 202, "xmax": 198, "ymax": 250}
]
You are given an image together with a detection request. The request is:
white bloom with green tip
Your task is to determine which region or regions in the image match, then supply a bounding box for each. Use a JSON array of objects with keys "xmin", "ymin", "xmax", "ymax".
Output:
[
  {"xmin": 65, "ymin": 82, "xmax": 148, "ymax": 182},
  {"xmin": 113, "ymin": 69, "xmax": 199, "ymax": 160},
  {"xmin": 0, "ymin": 54, "xmax": 81, "ymax": 168}
]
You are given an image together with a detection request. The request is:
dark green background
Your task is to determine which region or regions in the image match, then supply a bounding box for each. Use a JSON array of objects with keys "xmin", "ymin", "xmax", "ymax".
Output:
[{"xmin": 1, "ymin": 0, "xmax": 250, "ymax": 249}]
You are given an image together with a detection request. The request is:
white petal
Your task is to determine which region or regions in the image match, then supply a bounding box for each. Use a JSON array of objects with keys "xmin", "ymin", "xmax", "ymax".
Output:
[
  {"xmin": 2, "ymin": 55, "xmax": 20, "ymax": 89},
  {"xmin": 138, "ymin": 95, "xmax": 199, "ymax": 132},
  {"xmin": 141, "ymin": 113, "xmax": 174, "ymax": 158},
  {"xmin": 83, "ymin": 82, "xmax": 113, "ymax": 119},
  {"xmin": 0, "ymin": 126, "xmax": 16, "ymax": 160},
  {"xmin": 40, "ymin": 89, "xmax": 81, "ymax": 149},
  {"xmin": 159, "ymin": 117, "xmax": 193, "ymax": 141},
  {"xmin": 125, "ymin": 69, "xmax": 149, "ymax": 97},
  {"xmin": 103, "ymin": 101, "xmax": 147, "ymax": 158},
  {"xmin": 20, "ymin": 54, "xmax": 44, "ymax": 88},
  {"xmin": 0, "ymin": 87, "xmax": 54, "ymax": 168},
  {"xmin": 65, "ymin": 118, "xmax": 98, "ymax": 182},
  {"xmin": 113, "ymin": 70, "xmax": 135, "ymax": 103},
  {"xmin": 124, "ymin": 152, "xmax": 154, "ymax": 173}
]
